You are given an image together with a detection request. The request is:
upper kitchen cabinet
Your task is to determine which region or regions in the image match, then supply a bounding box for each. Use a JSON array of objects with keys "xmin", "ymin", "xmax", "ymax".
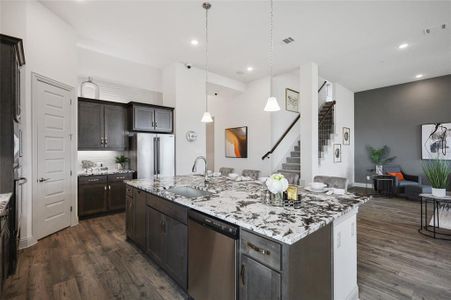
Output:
[
  {"xmin": 78, "ymin": 98, "xmax": 128, "ymax": 151},
  {"xmin": 129, "ymin": 102, "xmax": 173, "ymax": 133}
]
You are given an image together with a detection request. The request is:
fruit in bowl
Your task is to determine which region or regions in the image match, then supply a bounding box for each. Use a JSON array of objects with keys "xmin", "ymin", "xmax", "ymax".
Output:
[{"xmin": 228, "ymin": 173, "xmax": 239, "ymax": 180}]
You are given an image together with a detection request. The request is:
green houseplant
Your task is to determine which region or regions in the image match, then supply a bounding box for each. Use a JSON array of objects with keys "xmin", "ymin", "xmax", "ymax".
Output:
[
  {"xmin": 367, "ymin": 145, "xmax": 396, "ymax": 175},
  {"xmin": 423, "ymin": 159, "xmax": 450, "ymax": 197},
  {"xmin": 115, "ymin": 155, "xmax": 129, "ymax": 170}
]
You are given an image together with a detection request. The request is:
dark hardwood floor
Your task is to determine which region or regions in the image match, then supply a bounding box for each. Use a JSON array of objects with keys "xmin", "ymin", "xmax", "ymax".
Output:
[{"xmin": 2, "ymin": 196, "xmax": 451, "ymax": 300}]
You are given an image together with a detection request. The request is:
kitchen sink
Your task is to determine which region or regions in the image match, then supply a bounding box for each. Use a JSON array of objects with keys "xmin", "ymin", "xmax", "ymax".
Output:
[{"xmin": 166, "ymin": 186, "xmax": 213, "ymax": 198}]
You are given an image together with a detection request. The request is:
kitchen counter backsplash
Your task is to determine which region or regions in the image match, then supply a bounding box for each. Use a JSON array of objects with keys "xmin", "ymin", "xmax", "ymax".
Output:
[
  {"xmin": 125, "ymin": 176, "xmax": 369, "ymax": 245},
  {"xmin": 78, "ymin": 169, "xmax": 135, "ymax": 177}
]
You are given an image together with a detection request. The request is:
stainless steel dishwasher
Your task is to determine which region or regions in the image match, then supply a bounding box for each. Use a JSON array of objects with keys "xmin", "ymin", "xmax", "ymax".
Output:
[{"xmin": 188, "ymin": 210, "xmax": 239, "ymax": 300}]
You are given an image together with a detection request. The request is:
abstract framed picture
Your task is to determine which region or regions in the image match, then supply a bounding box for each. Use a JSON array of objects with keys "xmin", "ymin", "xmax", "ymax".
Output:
[
  {"xmin": 285, "ymin": 88, "xmax": 299, "ymax": 112},
  {"xmin": 421, "ymin": 122, "xmax": 451, "ymax": 160},
  {"xmin": 225, "ymin": 126, "xmax": 248, "ymax": 158},
  {"xmin": 333, "ymin": 144, "xmax": 342, "ymax": 163},
  {"xmin": 343, "ymin": 127, "xmax": 350, "ymax": 145}
]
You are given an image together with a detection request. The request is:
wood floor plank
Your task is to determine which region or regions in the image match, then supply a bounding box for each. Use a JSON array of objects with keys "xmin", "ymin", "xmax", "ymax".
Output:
[{"xmin": 2, "ymin": 196, "xmax": 451, "ymax": 300}]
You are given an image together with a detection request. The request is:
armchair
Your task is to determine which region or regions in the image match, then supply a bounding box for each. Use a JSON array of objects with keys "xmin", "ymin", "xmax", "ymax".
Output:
[{"xmin": 381, "ymin": 165, "xmax": 424, "ymax": 199}]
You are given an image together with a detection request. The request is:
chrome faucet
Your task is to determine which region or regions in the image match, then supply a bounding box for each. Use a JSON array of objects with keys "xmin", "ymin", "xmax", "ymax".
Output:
[{"xmin": 192, "ymin": 156, "xmax": 208, "ymax": 183}]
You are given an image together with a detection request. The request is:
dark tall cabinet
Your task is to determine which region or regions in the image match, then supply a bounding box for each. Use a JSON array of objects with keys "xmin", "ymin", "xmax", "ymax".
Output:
[
  {"xmin": 0, "ymin": 34, "xmax": 25, "ymax": 294},
  {"xmin": 78, "ymin": 98, "xmax": 128, "ymax": 151}
]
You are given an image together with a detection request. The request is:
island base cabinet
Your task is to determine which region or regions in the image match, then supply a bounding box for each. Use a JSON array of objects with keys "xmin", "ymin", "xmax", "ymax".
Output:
[
  {"xmin": 146, "ymin": 205, "xmax": 187, "ymax": 289},
  {"xmin": 240, "ymin": 255, "xmax": 281, "ymax": 300}
]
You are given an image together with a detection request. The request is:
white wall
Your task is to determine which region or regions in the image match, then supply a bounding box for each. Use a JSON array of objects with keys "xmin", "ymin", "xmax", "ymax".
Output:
[
  {"xmin": 209, "ymin": 77, "xmax": 272, "ymax": 176},
  {"xmin": 162, "ymin": 63, "xmax": 207, "ymax": 175},
  {"xmin": 270, "ymin": 70, "xmax": 300, "ymax": 171},
  {"xmin": 2, "ymin": 0, "xmax": 79, "ymax": 248},
  {"xmin": 317, "ymin": 82, "xmax": 355, "ymax": 184},
  {"xmin": 78, "ymin": 47, "xmax": 162, "ymax": 93}
]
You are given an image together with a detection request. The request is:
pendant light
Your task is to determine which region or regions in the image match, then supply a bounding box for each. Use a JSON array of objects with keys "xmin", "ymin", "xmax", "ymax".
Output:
[
  {"xmin": 201, "ymin": 2, "xmax": 213, "ymax": 123},
  {"xmin": 264, "ymin": 0, "xmax": 280, "ymax": 112}
]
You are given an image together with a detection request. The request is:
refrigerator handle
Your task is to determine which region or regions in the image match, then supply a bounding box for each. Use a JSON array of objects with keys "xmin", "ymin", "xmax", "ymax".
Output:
[
  {"xmin": 157, "ymin": 137, "xmax": 161, "ymax": 175},
  {"xmin": 153, "ymin": 137, "xmax": 157, "ymax": 176}
]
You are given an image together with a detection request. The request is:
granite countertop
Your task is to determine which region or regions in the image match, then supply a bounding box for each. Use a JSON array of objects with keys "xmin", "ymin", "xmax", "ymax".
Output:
[
  {"xmin": 78, "ymin": 169, "xmax": 135, "ymax": 177},
  {"xmin": 125, "ymin": 175, "xmax": 369, "ymax": 245},
  {"xmin": 0, "ymin": 193, "xmax": 12, "ymax": 217}
]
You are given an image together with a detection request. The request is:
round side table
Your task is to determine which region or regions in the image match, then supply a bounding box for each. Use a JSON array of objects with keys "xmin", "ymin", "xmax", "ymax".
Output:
[{"xmin": 419, "ymin": 193, "xmax": 451, "ymax": 241}]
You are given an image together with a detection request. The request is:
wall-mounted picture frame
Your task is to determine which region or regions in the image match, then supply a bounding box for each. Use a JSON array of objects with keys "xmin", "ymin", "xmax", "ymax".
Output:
[
  {"xmin": 333, "ymin": 144, "xmax": 342, "ymax": 163},
  {"xmin": 343, "ymin": 127, "xmax": 350, "ymax": 145},
  {"xmin": 421, "ymin": 122, "xmax": 451, "ymax": 160},
  {"xmin": 225, "ymin": 126, "xmax": 248, "ymax": 158},
  {"xmin": 285, "ymin": 88, "xmax": 299, "ymax": 112}
]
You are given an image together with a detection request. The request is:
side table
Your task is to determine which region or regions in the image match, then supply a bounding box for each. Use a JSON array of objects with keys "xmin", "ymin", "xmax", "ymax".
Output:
[
  {"xmin": 419, "ymin": 193, "xmax": 451, "ymax": 241},
  {"xmin": 373, "ymin": 176, "xmax": 395, "ymax": 197}
]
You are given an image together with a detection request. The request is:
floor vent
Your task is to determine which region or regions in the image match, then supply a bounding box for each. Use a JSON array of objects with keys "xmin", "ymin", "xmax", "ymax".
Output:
[{"xmin": 282, "ymin": 37, "xmax": 295, "ymax": 44}]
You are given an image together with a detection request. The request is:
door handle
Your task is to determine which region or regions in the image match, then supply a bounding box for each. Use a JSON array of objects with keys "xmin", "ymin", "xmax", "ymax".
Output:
[
  {"xmin": 240, "ymin": 264, "xmax": 245, "ymax": 286},
  {"xmin": 108, "ymin": 185, "xmax": 111, "ymax": 190},
  {"xmin": 15, "ymin": 177, "xmax": 27, "ymax": 185},
  {"xmin": 247, "ymin": 242, "xmax": 271, "ymax": 255},
  {"xmin": 38, "ymin": 177, "xmax": 50, "ymax": 183}
]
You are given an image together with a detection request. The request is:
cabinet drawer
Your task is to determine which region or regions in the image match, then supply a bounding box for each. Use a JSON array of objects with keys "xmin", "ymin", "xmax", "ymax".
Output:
[
  {"xmin": 146, "ymin": 193, "xmax": 187, "ymax": 225},
  {"xmin": 240, "ymin": 230, "xmax": 281, "ymax": 271},
  {"xmin": 108, "ymin": 172, "xmax": 133, "ymax": 183},
  {"xmin": 78, "ymin": 175, "xmax": 107, "ymax": 185},
  {"xmin": 126, "ymin": 185, "xmax": 134, "ymax": 197}
]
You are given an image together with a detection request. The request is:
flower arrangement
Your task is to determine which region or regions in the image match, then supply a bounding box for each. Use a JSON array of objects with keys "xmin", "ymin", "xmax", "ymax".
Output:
[
  {"xmin": 265, "ymin": 173, "xmax": 289, "ymax": 194},
  {"xmin": 115, "ymin": 155, "xmax": 129, "ymax": 170}
]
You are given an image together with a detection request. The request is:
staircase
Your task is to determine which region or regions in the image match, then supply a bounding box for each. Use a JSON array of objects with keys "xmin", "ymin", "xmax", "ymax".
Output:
[
  {"xmin": 318, "ymin": 100, "xmax": 336, "ymax": 158},
  {"xmin": 278, "ymin": 140, "xmax": 300, "ymax": 176}
]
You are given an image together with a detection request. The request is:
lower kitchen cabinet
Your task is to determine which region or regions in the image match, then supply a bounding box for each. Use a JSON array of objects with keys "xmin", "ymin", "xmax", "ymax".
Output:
[
  {"xmin": 240, "ymin": 255, "xmax": 281, "ymax": 300},
  {"xmin": 78, "ymin": 172, "xmax": 134, "ymax": 218},
  {"xmin": 78, "ymin": 176, "xmax": 108, "ymax": 217}
]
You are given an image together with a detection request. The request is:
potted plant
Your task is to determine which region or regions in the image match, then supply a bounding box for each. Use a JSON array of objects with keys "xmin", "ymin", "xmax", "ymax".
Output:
[
  {"xmin": 367, "ymin": 145, "xmax": 396, "ymax": 175},
  {"xmin": 423, "ymin": 158, "xmax": 450, "ymax": 197},
  {"xmin": 115, "ymin": 155, "xmax": 129, "ymax": 170}
]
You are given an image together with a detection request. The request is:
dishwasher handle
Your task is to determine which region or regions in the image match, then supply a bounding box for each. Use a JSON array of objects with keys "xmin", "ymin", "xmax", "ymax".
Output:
[{"xmin": 188, "ymin": 210, "xmax": 239, "ymax": 239}]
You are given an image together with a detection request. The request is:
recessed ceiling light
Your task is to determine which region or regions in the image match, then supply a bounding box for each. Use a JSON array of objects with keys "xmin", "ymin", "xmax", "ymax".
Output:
[
  {"xmin": 398, "ymin": 43, "xmax": 409, "ymax": 49},
  {"xmin": 190, "ymin": 39, "xmax": 199, "ymax": 46},
  {"xmin": 415, "ymin": 74, "xmax": 423, "ymax": 79},
  {"xmin": 247, "ymin": 66, "xmax": 254, "ymax": 72}
]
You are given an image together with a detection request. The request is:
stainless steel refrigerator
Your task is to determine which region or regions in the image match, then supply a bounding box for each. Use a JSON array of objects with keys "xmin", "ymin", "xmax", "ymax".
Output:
[{"xmin": 129, "ymin": 133, "xmax": 175, "ymax": 179}]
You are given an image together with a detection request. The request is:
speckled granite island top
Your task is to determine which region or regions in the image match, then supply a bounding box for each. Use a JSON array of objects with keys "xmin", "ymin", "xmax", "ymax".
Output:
[{"xmin": 125, "ymin": 176, "xmax": 369, "ymax": 245}]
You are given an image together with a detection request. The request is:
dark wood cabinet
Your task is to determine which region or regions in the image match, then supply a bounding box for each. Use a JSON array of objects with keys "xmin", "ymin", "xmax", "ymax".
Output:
[
  {"xmin": 78, "ymin": 101, "xmax": 104, "ymax": 150},
  {"xmin": 129, "ymin": 103, "xmax": 173, "ymax": 133},
  {"xmin": 154, "ymin": 108, "xmax": 173, "ymax": 133},
  {"xmin": 78, "ymin": 98, "xmax": 127, "ymax": 151},
  {"xmin": 146, "ymin": 206, "xmax": 165, "ymax": 263},
  {"xmin": 78, "ymin": 173, "xmax": 133, "ymax": 218},
  {"xmin": 164, "ymin": 215, "xmax": 187, "ymax": 288},
  {"xmin": 78, "ymin": 176, "xmax": 108, "ymax": 217},
  {"xmin": 134, "ymin": 190, "xmax": 147, "ymax": 249},
  {"xmin": 240, "ymin": 255, "xmax": 281, "ymax": 300},
  {"xmin": 125, "ymin": 195, "xmax": 134, "ymax": 240}
]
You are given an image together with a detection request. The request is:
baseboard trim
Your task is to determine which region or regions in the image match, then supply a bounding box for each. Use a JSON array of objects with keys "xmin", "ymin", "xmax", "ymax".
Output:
[
  {"xmin": 347, "ymin": 285, "xmax": 359, "ymax": 300},
  {"xmin": 19, "ymin": 235, "xmax": 37, "ymax": 249}
]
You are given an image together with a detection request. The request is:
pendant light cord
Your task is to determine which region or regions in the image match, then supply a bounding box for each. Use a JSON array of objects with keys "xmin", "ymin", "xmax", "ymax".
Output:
[
  {"xmin": 205, "ymin": 3, "xmax": 209, "ymax": 111},
  {"xmin": 269, "ymin": 0, "xmax": 274, "ymax": 97}
]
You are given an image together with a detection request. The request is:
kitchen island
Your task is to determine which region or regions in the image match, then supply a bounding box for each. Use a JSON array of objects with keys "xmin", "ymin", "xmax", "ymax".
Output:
[{"xmin": 125, "ymin": 175, "xmax": 369, "ymax": 300}]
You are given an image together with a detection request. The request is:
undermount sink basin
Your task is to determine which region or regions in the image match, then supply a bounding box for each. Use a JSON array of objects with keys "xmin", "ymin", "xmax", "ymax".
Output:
[{"xmin": 166, "ymin": 186, "xmax": 213, "ymax": 198}]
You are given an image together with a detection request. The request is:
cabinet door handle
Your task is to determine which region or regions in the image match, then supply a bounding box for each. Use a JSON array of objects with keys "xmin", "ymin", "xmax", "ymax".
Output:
[
  {"xmin": 100, "ymin": 137, "xmax": 104, "ymax": 145},
  {"xmin": 247, "ymin": 242, "xmax": 271, "ymax": 256},
  {"xmin": 104, "ymin": 186, "xmax": 107, "ymax": 191},
  {"xmin": 104, "ymin": 137, "xmax": 108, "ymax": 145},
  {"xmin": 240, "ymin": 264, "xmax": 245, "ymax": 286},
  {"xmin": 155, "ymin": 121, "xmax": 158, "ymax": 128},
  {"xmin": 108, "ymin": 185, "xmax": 111, "ymax": 190}
]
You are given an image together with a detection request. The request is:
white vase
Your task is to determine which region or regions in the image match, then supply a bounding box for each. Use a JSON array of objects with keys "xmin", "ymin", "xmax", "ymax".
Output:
[
  {"xmin": 375, "ymin": 165, "xmax": 383, "ymax": 175},
  {"xmin": 431, "ymin": 188, "xmax": 446, "ymax": 197},
  {"xmin": 117, "ymin": 163, "xmax": 123, "ymax": 170}
]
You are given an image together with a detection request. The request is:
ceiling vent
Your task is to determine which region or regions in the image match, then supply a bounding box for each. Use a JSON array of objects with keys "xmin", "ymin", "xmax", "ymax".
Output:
[{"xmin": 282, "ymin": 37, "xmax": 295, "ymax": 44}]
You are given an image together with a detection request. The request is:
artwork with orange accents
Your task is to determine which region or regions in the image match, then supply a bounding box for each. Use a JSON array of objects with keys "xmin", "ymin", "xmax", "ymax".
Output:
[{"xmin": 225, "ymin": 126, "xmax": 248, "ymax": 158}]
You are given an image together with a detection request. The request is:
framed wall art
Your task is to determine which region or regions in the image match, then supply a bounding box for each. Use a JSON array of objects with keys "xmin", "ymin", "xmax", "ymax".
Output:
[
  {"xmin": 333, "ymin": 144, "xmax": 342, "ymax": 163},
  {"xmin": 285, "ymin": 88, "xmax": 299, "ymax": 112},
  {"xmin": 225, "ymin": 126, "xmax": 248, "ymax": 158},
  {"xmin": 343, "ymin": 127, "xmax": 350, "ymax": 145},
  {"xmin": 421, "ymin": 122, "xmax": 451, "ymax": 160}
]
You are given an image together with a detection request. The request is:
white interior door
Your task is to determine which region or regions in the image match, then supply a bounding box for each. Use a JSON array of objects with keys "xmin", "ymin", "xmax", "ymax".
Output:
[{"xmin": 35, "ymin": 78, "xmax": 72, "ymax": 240}]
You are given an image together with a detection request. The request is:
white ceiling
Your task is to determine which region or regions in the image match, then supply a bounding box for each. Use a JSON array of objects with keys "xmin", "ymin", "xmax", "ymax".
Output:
[{"xmin": 41, "ymin": 0, "xmax": 451, "ymax": 92}]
